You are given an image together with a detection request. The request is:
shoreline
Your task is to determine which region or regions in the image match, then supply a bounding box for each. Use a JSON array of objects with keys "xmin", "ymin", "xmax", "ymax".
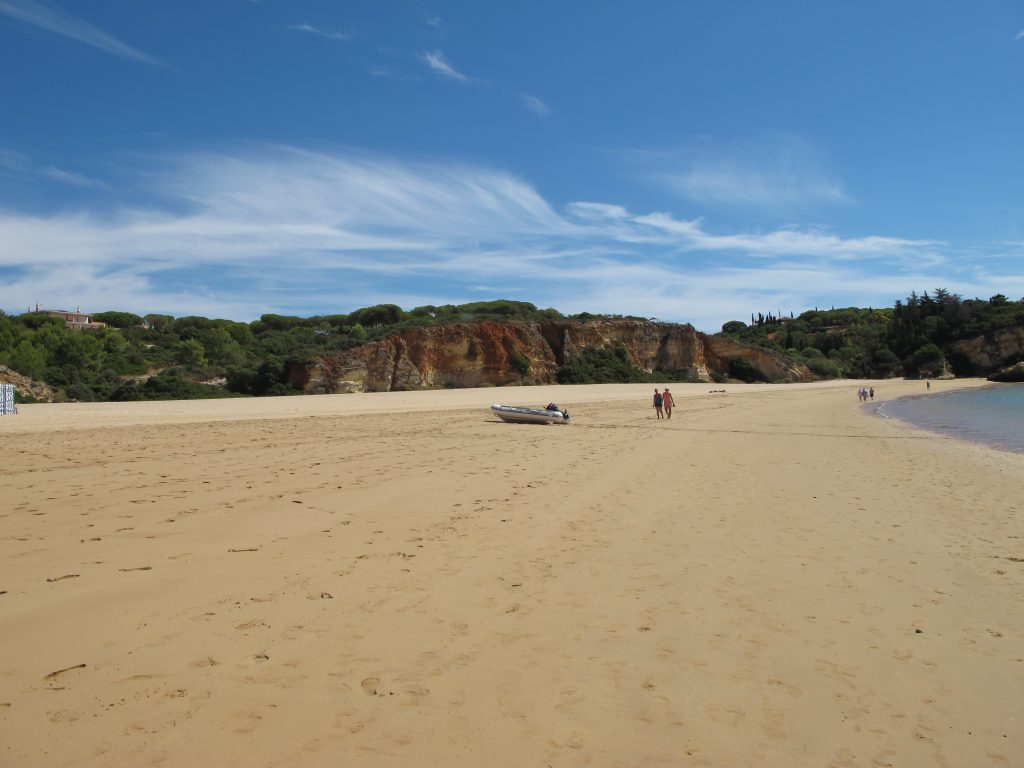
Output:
[
  {"xmin": 1, "ymin": 379, "xmax": 1020, "ymax": 766},
  {"xmin": 872, "ymin": 381, "xmax": 1024, "ymax": 455}
]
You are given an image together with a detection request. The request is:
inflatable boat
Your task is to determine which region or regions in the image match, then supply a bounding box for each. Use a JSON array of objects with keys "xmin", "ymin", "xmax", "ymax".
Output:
[{"xmin": 490, "ymin": 403, "xmax": 570, "ymax": 425}]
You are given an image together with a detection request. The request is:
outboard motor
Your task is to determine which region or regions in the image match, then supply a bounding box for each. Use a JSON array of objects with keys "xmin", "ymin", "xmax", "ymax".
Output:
[{"xmin": 546, "ymin": 403, "xmax": 569, "ymax": 419}]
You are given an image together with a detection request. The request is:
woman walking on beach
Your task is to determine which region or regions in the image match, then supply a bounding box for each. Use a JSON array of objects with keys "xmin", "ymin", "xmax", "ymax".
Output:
[
  {"xmin": 653, "ymin": 389, "xmax": 664, "ymax": 419},
  {"xmin": 662, "ymin": 387, "xmax": 675, "ymax": 419}
]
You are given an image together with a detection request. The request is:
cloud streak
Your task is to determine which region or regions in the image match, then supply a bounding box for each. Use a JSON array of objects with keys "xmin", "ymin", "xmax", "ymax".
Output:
[
  {"xmin": 0, "ymin": 147, "xmax": 104, "ymax": 188},
  {"xmin": 422, "ymin": 50, "xmax": 471, "ymax": 82},
  {"xmin": 287, "ymin": 22, "xmax": 350, "ymax": 41},
  {"xmin": 520, "ymin": 93, "xmax": 550, "ymax": 116},
  {"xmin": 627, "ymin": 136, "xmax": 850, "ymax": 210},
  {"xmin": 663, "ymin": 163, "xmax": 848, "ymax": 208},
  {"xmin": 0, "ymin": 145, "xmax": 1006, "ymax": 331},
  {"xmin": 0, "ymin": 0, "xmax": 162, "ymax": 65}
]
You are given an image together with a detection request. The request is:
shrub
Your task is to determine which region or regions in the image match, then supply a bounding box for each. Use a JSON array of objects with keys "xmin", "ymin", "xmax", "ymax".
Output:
[
  {"xmin": 64, "ymin": 381, "xmax": 98, "ymax": 401},
  {"xmin": 111, "ymin": 371, "xmax": 242, "ymax": 401},
  {"xmin": 557, "ymin": 346, "xmax": 649, "ymax": 384},
  {"xmin": 92, "ymin": 311, "xmax": 143, "ymax": 328},
  {"xmin": 907, "ymin": 343, "xmax": 946, "ymax": 378},
  {"xmin": 509, "ymin": 352, "xmax": 531, "ymax": 375},
  {"xmin": 806, "ymin": 357, "xmax": 844, "ymax": 379},
  {"xmin": 728, "ymin": 359, "xmax": 769, "ymax": 383},
  {"xmin": 721, "ymin": 320, "xmax": 747, "ymax": 334}
]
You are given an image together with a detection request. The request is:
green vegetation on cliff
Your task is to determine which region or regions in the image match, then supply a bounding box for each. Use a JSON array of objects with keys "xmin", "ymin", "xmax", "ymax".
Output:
[
  {"xmin": 2, "ymin": 292, "xmax": 1021, "ymax": 401},
  {"xmin": 556, "ymin": 347, "xmax": 653, "ymax": 384},
  {"xmin": 0, "ymin": 300, "xmax": 566, "ymax": 401},
  {"xmin": 716, "ymin": 290, "xmax": 1024, "ymax": 380}
]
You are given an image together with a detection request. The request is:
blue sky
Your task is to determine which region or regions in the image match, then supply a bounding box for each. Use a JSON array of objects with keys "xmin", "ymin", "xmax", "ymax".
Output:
[{"xmin": 1, "ymin": 1, "xmax": 1022, "ymax": 332}]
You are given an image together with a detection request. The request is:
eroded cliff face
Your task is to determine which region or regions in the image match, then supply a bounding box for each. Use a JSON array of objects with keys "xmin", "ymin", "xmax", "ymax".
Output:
[
  {"xmin": 702, "ymin": 335, "xmax": 816, "ymax": 383},
  {"xmin": 0, "ymin": 365, "xmax": 57, "ymax": 402},
  {"xmin": 292, "ymin": 322, "xmax": 558, "ymax": 394},
  {"xmin": 290, "ymin": 319, "xmax": 813, "ymax": 394},
  {"xmin": 950, "ymin": 327, "xmax": 1024, "ymax": 374},
  {"xmin": 540, "ymin": 320, "xmax": 711, "ymax": 378},
  {"xmin": 989, "ymin": 361, "xmax": 1024, "ymax": 383}
]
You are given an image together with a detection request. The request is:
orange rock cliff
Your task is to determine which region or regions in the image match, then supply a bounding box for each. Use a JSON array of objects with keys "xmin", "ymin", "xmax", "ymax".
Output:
[{"xmin": 288, "ymin": 319, "xmax": 816, "ymax": 393}]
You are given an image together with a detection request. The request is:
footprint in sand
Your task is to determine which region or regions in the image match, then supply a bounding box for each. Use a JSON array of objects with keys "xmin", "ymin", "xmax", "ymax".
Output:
[
  {"xmin": 767, "ymin": 677, "xmax": 802, "ymax": 697},
  {"xmin": 235, "ymin": 619, "xmax": 270, "ymax": 631},
  {"xmin": 399, "ymin": 685, "xmax": 430, "ymax": 707},
  {"xmin": 361, "ymin": 677, "xmax": 382, "ymax": 696}
]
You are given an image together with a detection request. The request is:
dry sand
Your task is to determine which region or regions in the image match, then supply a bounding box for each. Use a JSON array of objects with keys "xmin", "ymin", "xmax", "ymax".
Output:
[{"xmin": 1, "ymin": 379, "xmax": 1021, "ymax": 767}]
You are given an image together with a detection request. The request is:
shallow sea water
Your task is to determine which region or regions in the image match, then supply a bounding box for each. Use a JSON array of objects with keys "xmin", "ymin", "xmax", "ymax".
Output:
[{"xmin": 875, "ymin": 383, "xmax": 1024, "ymax": 454}]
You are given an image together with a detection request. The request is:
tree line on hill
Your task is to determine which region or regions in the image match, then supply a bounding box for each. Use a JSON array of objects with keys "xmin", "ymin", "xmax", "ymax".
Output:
[
  {"xmin": 0, "ymin": 301, "xmax": 571, "ymax": 402},
  {"xmin": 1, "ymin": 292, "xmax": 1021, "ymax": 402},
  {"xmin": 717, "ymin": 290, "xmax": 1024, "ymax": 380}
]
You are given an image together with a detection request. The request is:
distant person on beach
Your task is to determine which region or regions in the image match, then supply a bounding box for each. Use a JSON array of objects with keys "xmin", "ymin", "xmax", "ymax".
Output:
[
  {"xmin": 869, "ymin": 387, "xmax": 874, "ymax": 400},
  {"xmin": 653, "ymin": 389, "xmax": 664, "ymax": 419},
  {"xmin": 662, "ymin": 388, "xmax": 675, "ymax": 419},
  {"xmin": 926, "ymin": 381, "xmax": 931, "ymax": 390}
]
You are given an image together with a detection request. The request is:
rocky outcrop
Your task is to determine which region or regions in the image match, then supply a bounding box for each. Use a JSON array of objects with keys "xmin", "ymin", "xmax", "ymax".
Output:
[
  {"xmin": 988, "ymin": 361, "xmax": 1024, "ymax": 383},
  {"xmin": 293, "ymin": 322, "xmax": 559, "ymax": 394},
  {"xmin": 949, "ymin": 327, "xmax": 1024, "ymax": 374},
  {"xmin": 289, "ymin": 319, "xmax": 813, "ymax": 394},
  {"xmin": 703, "ymin": 335, "xmax": 815, "ymax": 383},
  {"xmin": 0, "ymin": 365, "xmax": 58, "ymax": 402},
  {"xmin": 540, "ymin": 320, "xmax": 712, "ymax": 378}
]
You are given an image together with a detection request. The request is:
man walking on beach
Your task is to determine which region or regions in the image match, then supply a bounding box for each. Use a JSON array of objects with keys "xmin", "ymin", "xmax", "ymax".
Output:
[
  {"xmin": 653, "ymin": 388, "xmax": 664, "ymax": 419},
  {"xmin": 662, "ymin": 387, "xmax": 675, "ymax": 419}
]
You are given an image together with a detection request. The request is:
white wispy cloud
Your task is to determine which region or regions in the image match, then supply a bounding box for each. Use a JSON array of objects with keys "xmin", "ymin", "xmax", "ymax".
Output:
[
  {"xmin": 40, "ymin": 165, "xmax": 104, "ymax": 188},
  {"xmin": 664, "ymin": 163, "xmax": 848, "ymax": 207},
  {"xmin": 520, "ymin": 93, "xmax": 550, "ymax": 116},
  {"xmin": 565, "ymin": 202, "xmax": 629, "ymax": 221},
  {"xmin": 0, "ymin": 148, "xmax": 31, "ymax": 172},
  {"xmin": 1016, "ymin": 29, "xmax": 1024, "ymax": 40},
  {"xmin": 632, "ymin": 136, "xmax": 850, "ymax": 210},
  {"xmin": 0, "ymin": 0, "xmax": 163, "ymax": 66},
  {"xmin": 287, "ymin": 22, "xmax": 350, "ymax": 41},
  {"xmin": 0, "ymin": 145, "xmax": 1006, "ymax": 331},
  {"xmin": 0, "ymin": 147, "xmax": 103, "ymax": 188},
  {"xmin": 422, "ymin": 50, "xmax": 471, "ymax": 82},
  {"xmin": 631, "ymin": 211, "xmax": 941, "ymax": 261}
]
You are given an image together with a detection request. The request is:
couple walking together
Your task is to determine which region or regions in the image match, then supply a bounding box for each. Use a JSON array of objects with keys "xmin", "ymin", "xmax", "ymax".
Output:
[{"xmin": 653, "ymin": 388, "xmax": 674, "ymax": 419}]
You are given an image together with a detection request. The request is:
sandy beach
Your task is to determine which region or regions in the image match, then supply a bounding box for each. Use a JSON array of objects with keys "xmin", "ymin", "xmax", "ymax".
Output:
[{"xmin": 1, "ymin": 379, "xmax": 1021, "ymax": 767}]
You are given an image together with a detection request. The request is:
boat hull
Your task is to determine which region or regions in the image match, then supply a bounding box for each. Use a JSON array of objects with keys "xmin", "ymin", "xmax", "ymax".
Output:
[{"xmin": 490, "ymin": 404, "xmax": 569, "ymax": 425}]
